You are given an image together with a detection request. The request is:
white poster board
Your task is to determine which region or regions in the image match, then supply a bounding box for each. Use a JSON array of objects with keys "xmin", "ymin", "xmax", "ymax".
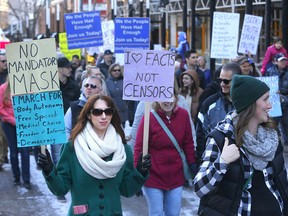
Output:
[
  {"xmin": 101, "ymin": 20, "xmax": 115, "ymax": 52},
  {"xmin": 238, "ymin": 14, "xmax": 263, "ymax": 55},
  {"xmin": 210, "ymin": 12, "xmax": 240, "ymax": 59}
]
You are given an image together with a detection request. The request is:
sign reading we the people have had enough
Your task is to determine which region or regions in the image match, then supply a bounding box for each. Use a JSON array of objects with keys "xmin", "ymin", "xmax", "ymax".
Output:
[
  {"xmin": 12, "ymin": 91, "xmax": 66, "ymax": 148},
  {"xmin": 123, "ymin": 50, "xmax": 175, "ymax": 102},
  {"xmin": 114, "ymin": 18, "xmax": 150, "ymax": 54},
  {"xmin": 238, "ymin": 14, "xmax": 262, "ymax": 55},
  {"xmin": 64, "ymin": 11, "xmax": 103, "ymax": 49},
  {"xmin": 210, "ymin": 12, "xmax": 240, "ymax": 59},
  {"xmin": 5, "ymin": 38, "xmax": 59, "ymax": 96}
]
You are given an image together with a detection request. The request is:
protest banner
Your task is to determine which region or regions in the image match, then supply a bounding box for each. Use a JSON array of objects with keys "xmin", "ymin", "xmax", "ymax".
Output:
[
  {"xmin": 123, "ymin": 49, "xmax": 175, "ymax": 102},
  {"xmin": 124, "ymin": 49, "xmax": 175, "ymax": 155},
  {"xmin": 101, "ymin": 20, "xmax": 115, "ymax": 52},
  {"xmin": 257, "ymin": 76, "xmax": 282, "ymax": 117},
  {"xmin": 6, "ymin": 39, "xmax": 66, "ymax": 148},
  {"xmin": 238, "ymin": 14, "xmax": 263, "ymax": 55},
  {"xmin": 210, "ymin": 12, "xmax": 240, "ymax": 59},
  {"xmin": 59, "ymin": 32, "xmax": 81, "ymax": 61},
  {"xmin": 6, "ymin": 38, "xmax": 59, "ymax": 96},
  {"xmin": 12, "ymin": 91, "xmax": 66, "ymax": 148},
  {"xmin": 64, "ymin": 11, "xmax": 103, "ymax": 49},
  {"xmin": 114, "ymin": 18, "xmax": 150, "ymax": 54}
]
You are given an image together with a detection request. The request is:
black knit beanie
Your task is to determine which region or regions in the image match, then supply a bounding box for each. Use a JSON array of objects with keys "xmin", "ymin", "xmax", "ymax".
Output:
[{"xmin": 230, "ymin": 75, "xmax": 270, "ymax": 113}]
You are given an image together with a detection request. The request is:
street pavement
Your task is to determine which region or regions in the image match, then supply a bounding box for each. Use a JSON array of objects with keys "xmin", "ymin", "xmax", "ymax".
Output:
[
  {"xmin": 0, "ymin": 153, "xmax": 200, "ymax": 216},
  {"xmin": 1, "ymin": 147, "xmax": 287, "ymax": 216},
  {"xmin": 0, "ymin": 122, "xmax": 201, "ymax": 216}
]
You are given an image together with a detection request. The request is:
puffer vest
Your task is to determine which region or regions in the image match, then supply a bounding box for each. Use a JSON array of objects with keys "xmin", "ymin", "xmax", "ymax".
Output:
[{"xmin": 198, "ymin": 130, "xmax": 288, "ymax": 216}]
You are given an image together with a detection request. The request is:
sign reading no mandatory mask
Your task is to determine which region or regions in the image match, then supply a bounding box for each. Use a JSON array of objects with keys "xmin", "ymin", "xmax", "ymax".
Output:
[
  {"xmin": 123, "ymin": 50, "xmax": 175, "ymax": 102},
  {"xmin": 5, "ymin": 38, "xmax": 66, "ymax": 147}
]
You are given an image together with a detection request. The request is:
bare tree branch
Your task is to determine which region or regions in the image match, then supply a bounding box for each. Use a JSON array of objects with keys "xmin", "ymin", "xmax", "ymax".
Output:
[{"xmin": 7, "ymin": 0, "xmax": 45, "ymax": 37}]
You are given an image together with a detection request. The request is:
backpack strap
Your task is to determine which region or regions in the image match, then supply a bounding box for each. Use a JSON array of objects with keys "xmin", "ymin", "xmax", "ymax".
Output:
[
  {"xmin": 207, "ymin": 129, "xmax": 234, "ymax": 151},
  {"xmin": 198, "ymin": 129, "xmax": 234, "ymax": 164}
]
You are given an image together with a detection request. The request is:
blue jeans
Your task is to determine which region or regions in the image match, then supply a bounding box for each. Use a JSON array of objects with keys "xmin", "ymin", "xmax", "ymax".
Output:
[
  {"xmin": 143, "ymin": 186, "xmax": 183, "ymax": 216},
  {"xmin": 2, "ymin": 122, "xmax": 30, "ymax": 183},
  {"xmin": 50, "ymin": 144, "xmax": 62, "ymax": 165}
]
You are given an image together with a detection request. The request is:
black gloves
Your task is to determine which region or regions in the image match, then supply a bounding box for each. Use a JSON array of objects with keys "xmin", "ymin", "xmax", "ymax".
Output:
[
  {"xmin": 37, "ymin": 149, "xmax": 54, "ymax": 175},
  {"xmin": 189, "ymin": 163, "xmax": 198, "ymax": 178},
  {"xmin": 136, "ymin": 154, "xmax": 151, "ymax": 177}
]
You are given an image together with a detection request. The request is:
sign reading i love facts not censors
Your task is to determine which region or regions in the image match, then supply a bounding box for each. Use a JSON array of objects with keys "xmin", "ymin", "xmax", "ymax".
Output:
[
  {"xmin": 123, "ymin": 50, "xmax": 175, "ymax": 102},
  {"xmin": 6, "ymin": 38, "xmax": 59, "ymax": 96},
  {"xmin": 12, "ymin": 91, "xmax": 66, "ymax": 147}
]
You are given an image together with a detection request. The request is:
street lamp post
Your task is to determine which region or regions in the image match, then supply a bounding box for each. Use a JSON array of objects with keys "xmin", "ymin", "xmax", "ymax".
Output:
[{"xmin": 46, "ymin": 0, "xmax": 50, "ymax": 38}]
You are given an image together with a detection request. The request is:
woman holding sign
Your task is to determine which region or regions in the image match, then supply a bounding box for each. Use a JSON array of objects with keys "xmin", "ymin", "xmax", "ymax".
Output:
[
  {"xmin": 37, "ymin": 95, "xmax": 151, "ymax": 215},
  {"xmin": 0, "ymin": 79, "xmax": 31, "ymax": 189},
  {"xmin": 194, "ymin": 75, "xmax": 288, "ymax": 216},
  {"xmin": 134, "ymin": 92, "xmax": 197, "ymax": 216}
]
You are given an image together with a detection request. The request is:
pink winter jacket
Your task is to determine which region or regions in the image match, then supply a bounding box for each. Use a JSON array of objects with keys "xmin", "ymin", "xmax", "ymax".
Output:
[
  {"xmin": 0, "ymin": 82, "xmax": 15, "ymax": 125},
  {"xmin": 261, "ymin": 45, "xmax": 288, "ymax": 75}
]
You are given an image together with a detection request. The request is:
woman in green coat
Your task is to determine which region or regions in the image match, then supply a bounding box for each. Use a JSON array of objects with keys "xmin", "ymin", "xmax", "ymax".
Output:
[{"xmin": 38, "ymin": 95, "xmax": 151, "ymax": 215}]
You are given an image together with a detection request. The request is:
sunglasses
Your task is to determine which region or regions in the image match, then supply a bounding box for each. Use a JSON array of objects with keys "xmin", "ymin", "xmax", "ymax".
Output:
[
  {"xmin": 217, "ymin": 78, "xmax": 232, "ymax": 85},
  {"xmin": 1, "ymin": 60, "xmax": 7, "ymax": 63},
  {"xmin": 91, "ymin": 108, "xmax": 114, "ymax": 116},
  {"xmin": 112, "ymin": 69, "xmax": 121, "ymax": 72},
  {"xmin": 84, "ymin": 83, "xmax": 97, "ymax": 89}
]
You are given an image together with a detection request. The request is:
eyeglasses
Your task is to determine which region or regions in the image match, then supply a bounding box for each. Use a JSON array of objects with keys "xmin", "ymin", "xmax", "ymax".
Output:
[
  {"xmin": 112, "ymin": 69, "xmax": 121, "ymax": 72},
  {"xmin": 217, "ymin": 78, "xmax": 232, "ymax": 85},
  {"xmin": 190, "ymin": 56, "xmax": 197, "ymax": 59},
  {"xmin": 90, "ymin": 108, "xmax": 114, "ymax": 116},
  {"xmin": 84, "ymin": 83, "xmax": 97, "ymax": 89},
  {"xmin": 0, "ymin": 60, "xmax": 7, "ymax": 63}
]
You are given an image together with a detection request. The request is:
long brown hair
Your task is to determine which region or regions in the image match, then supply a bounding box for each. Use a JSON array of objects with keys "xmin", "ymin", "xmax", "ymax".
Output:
[
  {"xmin": 70, "ymin": 95, "xmax": 127, "ymax": 144},
  {"xmin": 234, "ymin": 103, "xmax": 277, "ymax": 147}
]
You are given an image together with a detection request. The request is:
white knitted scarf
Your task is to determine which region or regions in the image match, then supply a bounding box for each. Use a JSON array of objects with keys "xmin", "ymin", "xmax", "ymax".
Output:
[{"xmin": 74, "ymin": 122, "xmax": 126, "ymax": 179}]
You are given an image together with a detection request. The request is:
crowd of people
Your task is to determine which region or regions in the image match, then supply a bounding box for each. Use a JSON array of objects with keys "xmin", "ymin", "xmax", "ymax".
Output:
[{"xmin": 0, "ymin": 35, "xmax": 288, "ymax": 215}]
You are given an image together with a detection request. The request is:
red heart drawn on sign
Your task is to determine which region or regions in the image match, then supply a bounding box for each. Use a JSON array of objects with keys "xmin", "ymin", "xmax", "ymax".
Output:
[{"xmin": 131, "ymin": 53, "xmax": 142, "ymax": 63}]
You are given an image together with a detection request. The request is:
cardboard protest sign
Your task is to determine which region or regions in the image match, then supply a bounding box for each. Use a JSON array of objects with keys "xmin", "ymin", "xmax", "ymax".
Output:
[
  {"xmin": 59, "ymin": 33, "xmax": 81, "ymax": 61},
  {"xmin": 123, "ymin": 49, "xmax": 175, "ymax": 102},
  {"xmin": 114, "ymin": 18, "xmax": 150, "ymax": 54},
  {"xmin": 257, "ymin": 76, "xmax": 282, "ymax": 117},
  {"xmin": 6, "ymin": 38, "xmax": 59, "ymax": 96},
  {"xmin": 210, "ymin": 12, "xmax": 240, "ymax": 59},
  {"xmin": 6, "ymin": 39, "xmax": 66, "ymax": 147},
  {"xmin": 64, "ymin": 11, "xmax": 103, "ymax": 49},
  {"xmin": 13, "ymin": 91, "xmax": 66, "ymax": 147},
  {"xmin": 238, "ymin": 14, "xmax": 263, "ymax": 55}
]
